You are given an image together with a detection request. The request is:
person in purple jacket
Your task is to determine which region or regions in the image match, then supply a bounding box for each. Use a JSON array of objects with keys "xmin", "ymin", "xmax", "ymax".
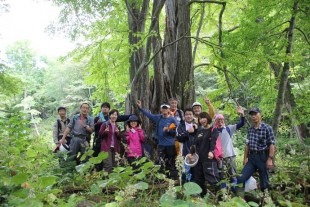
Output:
[{"xmin": 125, "ymin": 115, "xmax": 145, "ymax": 169}]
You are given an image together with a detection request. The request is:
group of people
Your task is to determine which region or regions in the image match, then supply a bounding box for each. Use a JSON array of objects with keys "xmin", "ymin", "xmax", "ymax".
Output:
[{"xmin": 52, "ymin": 98, "xmax": 276, "ymax": 195}]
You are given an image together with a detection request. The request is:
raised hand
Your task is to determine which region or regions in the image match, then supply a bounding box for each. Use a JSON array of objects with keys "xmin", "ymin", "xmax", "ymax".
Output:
[
  {"xmin": 205, "ymin": 97, "xmax": 211, "ymax": 105},
  {"xmin": 187, "ymin": 126, "xmax": 195, "ymax": 133},
  {"xmin": 137, "ymin": 100, "xmax": 142, "ymax": 109},
  {"xmin": 237, "ymin": 105, "xmax": 245, "ymax": 116},
  {"xmin": 208, "ymin": 151, "xmax": 214, "ymax": 159}
]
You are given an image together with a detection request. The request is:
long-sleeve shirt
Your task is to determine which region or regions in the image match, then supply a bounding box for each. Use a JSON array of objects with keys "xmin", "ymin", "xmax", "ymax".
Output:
[
  {"xmin": 217, "ymin": 116, "xmax": 245, "ymax": 157},
  {"xmin": 246, "ymin": 122, "xmax": 276, "ymax": 151},
  {"xmin": 176, "ymin": 120, "xmax": 197, "ymax": 156},
  {"xmin": 99, "ymin": 121, "xmax": 122, "ymax": 153},
  {"xmin": 193, "ymin": 104, "xmax": 215, "ymax": 124},
  {"xmin": 67, "ymin": 114, "xmax": 94, "ymax": 137},
  {"xmin": 139, "ymin": 108, "xmax": 177, "ymax": 146},
  {"xmin": 94, "ymin": 114, "xmax": 131, "ymax": 139},
  {"xmin": 194, "ymin": 126, "xmax": 218, "ymax": 162}
]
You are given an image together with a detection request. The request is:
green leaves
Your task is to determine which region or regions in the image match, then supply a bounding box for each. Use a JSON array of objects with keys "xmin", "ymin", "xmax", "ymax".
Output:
[
  {"xmin": 37, "ymin": 176, "xmax": 58, "ymax": 188},
  {"xmin": 134, "ymin": 181, "xmax": 148, "ymax": 190},
  {"xmin": 11, "ymin": 173, "xmax": 28, "ymax": 185},
  {"xmin": 183, "ymin": 182, "xmax": 202, "ymax": 197}
]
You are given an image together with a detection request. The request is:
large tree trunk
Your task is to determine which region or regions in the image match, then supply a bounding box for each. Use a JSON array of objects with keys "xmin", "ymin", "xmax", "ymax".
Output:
[
  {"xmin": 126, "ymin": 0, "xmax": 194, "ymax": 125},
  {"xmin": 174, "ymin": 0, "xmax": 195, "ymax": 109},
  {"xmin": 150, "ymin": 0, "xmax": 167, "ymax": 113},
  {"xmin": 126, "ymin": 0, "xmax": 151, "ymax": 132},
  {"xmin": 272, "ymin": 1, "xmax": 298, "ymax": 136}
]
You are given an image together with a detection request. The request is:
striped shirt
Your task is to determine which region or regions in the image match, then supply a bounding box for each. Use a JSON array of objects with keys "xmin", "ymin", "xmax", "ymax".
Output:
[{"xmin": 246, "ymin": 122, "xmax": 275, "ymax": 151}]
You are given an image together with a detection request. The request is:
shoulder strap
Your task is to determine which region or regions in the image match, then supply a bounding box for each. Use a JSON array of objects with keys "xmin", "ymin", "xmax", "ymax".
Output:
[
  {"xmin": 86, "ymin": 115, "xmax": 91, "ymax": 125},
  {"xmin": 177, "ymin": 109, "xmax": 184, "ymax": 121},
  {"xmin": 57, "ymin": 119, "xmax": 61, "ymax": 136},
  {"xmin": 226, "ymin": 126, "xmax": 231, "ymax": 138}
]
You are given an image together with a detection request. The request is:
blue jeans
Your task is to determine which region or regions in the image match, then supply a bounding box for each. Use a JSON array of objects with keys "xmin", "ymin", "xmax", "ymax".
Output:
[{"xmin": 237, "ymin": 153, "xmax": 269, "ymax": 191}]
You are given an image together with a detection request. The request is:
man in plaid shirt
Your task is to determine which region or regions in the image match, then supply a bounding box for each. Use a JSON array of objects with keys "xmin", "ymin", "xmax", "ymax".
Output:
[{"xmin": 237, "ymin": 107, "xmax": 276, "ymax": 191}]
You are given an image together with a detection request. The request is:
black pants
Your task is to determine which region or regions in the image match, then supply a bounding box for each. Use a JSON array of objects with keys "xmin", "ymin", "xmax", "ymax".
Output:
[
  {"xmin": 157, "ymin": 145, "xmax": 177, "ymax": 180},
  {"xmin": 193, "ymin": 160, "xmax": 220, "ymax": 195}
]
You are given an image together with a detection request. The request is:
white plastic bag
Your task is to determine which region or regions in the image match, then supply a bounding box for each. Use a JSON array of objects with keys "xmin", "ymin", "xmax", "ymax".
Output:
[{"xmin": 245, "ymin": 176, "xmax": 257, "ymax": 192}]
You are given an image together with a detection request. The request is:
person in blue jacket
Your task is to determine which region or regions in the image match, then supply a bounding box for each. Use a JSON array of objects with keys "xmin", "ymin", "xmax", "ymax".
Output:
[{"xmin": 137, "ymin": 100, "xmax": 178, "ymax": 179}]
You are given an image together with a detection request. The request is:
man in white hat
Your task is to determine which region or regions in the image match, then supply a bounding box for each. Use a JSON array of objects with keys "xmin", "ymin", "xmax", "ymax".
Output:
[
  {"xmin": 192, "ymin": 97, "xmax": 215, "ymax": 124},
  {"xmin": 137, "ymin": 100, "xmax": 178, "ymax": 180}
]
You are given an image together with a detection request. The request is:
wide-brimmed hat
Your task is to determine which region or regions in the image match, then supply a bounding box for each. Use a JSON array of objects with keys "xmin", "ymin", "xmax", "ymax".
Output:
[{"xmin": 127, "ymin": 115, "xmax": 141, "ymax": 124}]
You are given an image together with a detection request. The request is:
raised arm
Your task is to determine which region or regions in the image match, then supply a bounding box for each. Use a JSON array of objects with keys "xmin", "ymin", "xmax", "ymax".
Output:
[
  {"xmin": 236, "ymin": 105, "xmax": 245, "ymax": 129},
  {"xmin": 137, "ymin": 100, "xmax": 160, "ymax": 123},
  {"xmin": 205, "ymin": 97, "xmax": 215, "ymax": 119}
]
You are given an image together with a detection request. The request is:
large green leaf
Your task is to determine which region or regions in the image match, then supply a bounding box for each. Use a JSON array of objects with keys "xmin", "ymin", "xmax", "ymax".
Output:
[
  {"xmin": 183, "ymin": 182, "xmax": 202, "ymax": 197},
  {"xmin": 12, "ymin": 173, "xmax": 28, "ymax": 185},
  {"xmin": 134, "ymin": 181, "xmax": 148, "ymax": 190},
  {"xmin": 37, "ymin": 176, "xmax": 57, "ymax": 188}
]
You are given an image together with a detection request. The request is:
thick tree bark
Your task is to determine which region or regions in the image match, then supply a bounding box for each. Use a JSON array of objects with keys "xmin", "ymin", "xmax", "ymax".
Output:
[
  {"xmin": 174, "ymin": 0, "xmax": 195, "ymax": 109},
  {"xmin": 151, "ymin": 0, "xmax": 166, "ymax": 113},
  {"xmin": 126, "ymin": 0, "xmax": 151, "ymax": 133},
  {"xmin": 272, "ymin": 1, "xmax": 298, "ymax": 136}
]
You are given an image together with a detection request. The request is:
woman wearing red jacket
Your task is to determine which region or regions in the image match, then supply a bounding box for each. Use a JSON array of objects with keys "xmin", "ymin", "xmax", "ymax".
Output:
[{"xmin": 99, "ymin": 109, "xmax": 122, "ymax": 173}]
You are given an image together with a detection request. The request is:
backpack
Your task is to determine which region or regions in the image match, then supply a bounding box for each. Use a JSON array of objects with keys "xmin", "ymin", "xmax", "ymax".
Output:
[
  {"xmin": 212, "ymin": 127, "xmax": 224, "ymax": 161},
  {"xmin": 176, "ymin": 109, "xmax": 184, "ymax": 122},
  {"xmin": 225, "ymin": 126, "xmax": 231, "ymax": 138}
]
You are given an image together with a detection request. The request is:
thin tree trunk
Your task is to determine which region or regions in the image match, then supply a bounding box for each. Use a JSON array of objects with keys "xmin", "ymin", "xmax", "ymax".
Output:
[{"xmin": 272, "ymin": 1, "xmax": 298, "ymax": 136}]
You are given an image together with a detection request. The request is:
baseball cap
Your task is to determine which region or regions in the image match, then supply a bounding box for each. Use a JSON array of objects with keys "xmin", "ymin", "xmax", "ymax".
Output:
[
  {"xmin": 160, "ymin": 104, "xmax": 170, "ymax": 109},
  {"xmin": 192, "ymin": 102, "xmax": 202, "ymax": 108},
  {"xmin": 248, "ymin": 107, "xmax": 261, "ymax": 114}
]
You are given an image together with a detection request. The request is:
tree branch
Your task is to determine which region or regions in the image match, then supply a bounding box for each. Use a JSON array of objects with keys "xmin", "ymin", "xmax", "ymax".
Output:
[
  {"xmin": 226, "ymin": 25, "xmax": 239, "ymax": 32},
  {"xmin": 269, "ymin": 21, "xmax": 290, "ymax": 32},
  {"xmin": 295, "ymin": 27, "xmax": 310, "ymax": 46},
  {"xmin": 190, "ymin": 0, "xmax": 226, "ymax": 5},
  {"xmin": 146, "ymin": 31, "xmax": 189, "ymax": 67},
  {"xmin": 193, "ymin": 63, "xmax": 209, "ymax": 69},
  {"xmin": 192, "ymin": 4, "xmax": 205, "ymax": 65},
  {"xmin": 125, "ymin": 0, "xmax": 138, "ymax": 24}
]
